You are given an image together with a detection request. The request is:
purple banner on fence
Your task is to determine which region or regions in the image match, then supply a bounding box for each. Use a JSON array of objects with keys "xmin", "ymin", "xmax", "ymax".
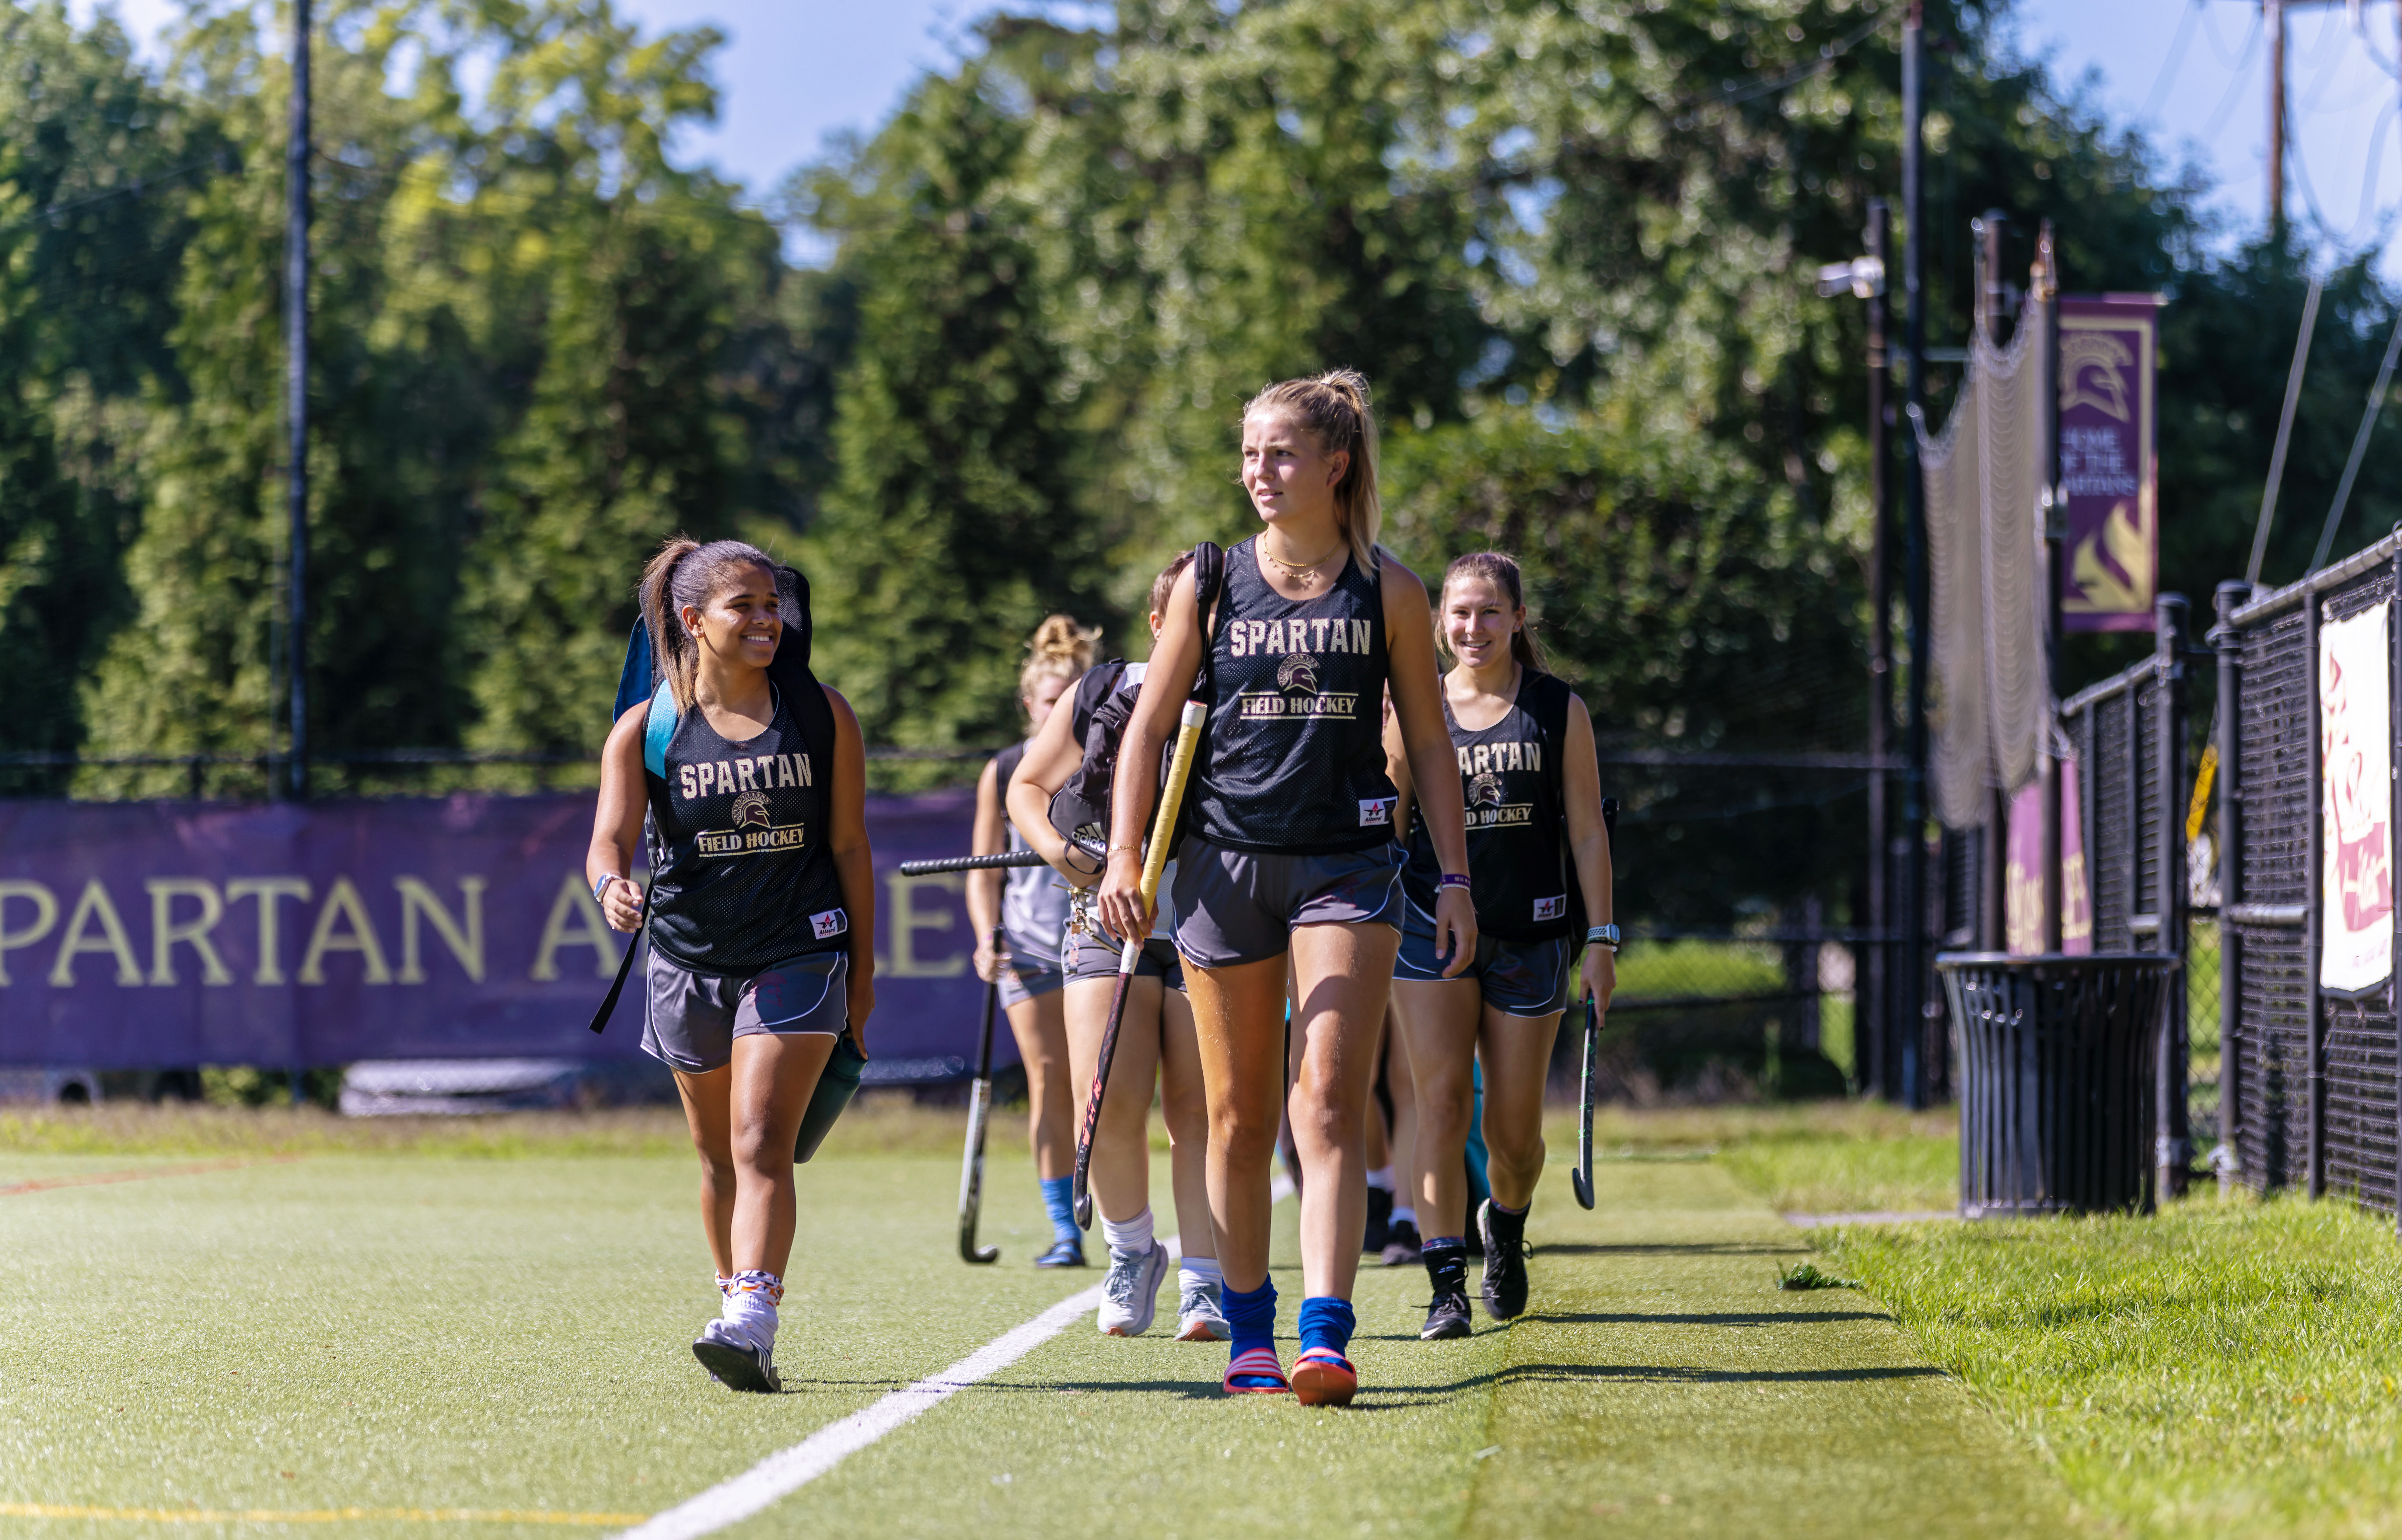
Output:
[
  {"xmin": 0, "ymin": 793, "xmax": 1011, "ymax": 1073},
  {"xmin": 2058, "ymin": 294, "xmax": 2163, "ymax": 634}
]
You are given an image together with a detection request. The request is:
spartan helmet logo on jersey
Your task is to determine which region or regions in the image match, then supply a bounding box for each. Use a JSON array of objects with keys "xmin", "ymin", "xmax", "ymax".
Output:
[
  {"xmin": 732, "ymin": 789, "xmax": 772, "ymax": 830},
  {"xmin": 1467, "ymin": 770, "xmax": 1505, "ymax": 809},
  {"xmin": 1277, "ymin": 653, "xmax": 1320, "ymax": 695}
]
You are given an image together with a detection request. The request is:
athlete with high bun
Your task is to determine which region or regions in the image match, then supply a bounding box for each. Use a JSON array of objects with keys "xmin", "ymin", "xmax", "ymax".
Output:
[
  {"xmin": 587, "ymin": 537, "xmax": 876, "ymax": 1393},
  {"xmin": 1008, "ymin": 553, "xmax": 1228, "ymax": 1342},
  {"xmin": 968, "ymin": 617, "xmax": 1098, "ymax": 1267},
  {"xmin": 1386, "ymin": 552, "xmax": 1615, "ymax": 1339},
  {"xmin": 1098, "ymin": 371, "xmax": 1474, "ymax": 1406}
]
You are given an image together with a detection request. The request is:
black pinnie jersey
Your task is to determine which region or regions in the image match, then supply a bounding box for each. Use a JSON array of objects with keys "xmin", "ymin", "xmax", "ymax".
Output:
[
  {"xmin": 1404, "ymin": 670, "xmax": 1575, "ymax": 941},
  {"xmin": 644, "ymin": 684, "xmax": 850, "ymax": 975},
  {"xmin": 1191, "ymin": 537, "xmax": 1397, "ymax": 855}
]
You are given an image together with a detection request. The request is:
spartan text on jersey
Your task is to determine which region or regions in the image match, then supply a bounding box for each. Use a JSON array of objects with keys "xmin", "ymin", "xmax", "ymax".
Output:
[{"xmin": 677, "ymin": 751, "xmax": 813, "ymax": 802}]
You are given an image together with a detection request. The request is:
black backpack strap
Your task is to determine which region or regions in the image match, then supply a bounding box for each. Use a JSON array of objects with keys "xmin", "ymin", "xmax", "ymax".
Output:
[
  {"xmin": 1523, "ymin": 672, "xmax": 1589, "ymax": 944},
  {"xmin": 1068, "ymin": 659, "xmax": 1128, "ymax": 746},
  {"xmin": 1191, "ymin": 541, "xmax": 1225, "ymax": 702}
]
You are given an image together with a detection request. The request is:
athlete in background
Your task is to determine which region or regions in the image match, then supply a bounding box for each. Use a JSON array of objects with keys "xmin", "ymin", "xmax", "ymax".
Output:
[
  {"xmin": 588, "ymin": 537, "xmax": 876, "ymax": 1393},
  {"xmin": 968, "ymin": 617, "xmax": 1098, "ymax": 1267},
  {"xmin": 1386, "ymin": 552, "xmax": 1614, "ymax": 1338},
  {"xmin": 1100, "ymin": 371, "xmax": 1474, "ymax": 1406},
  {"xmin": 1009, "ymin": 553, "xmax": 1228, "ymax": 1342}
]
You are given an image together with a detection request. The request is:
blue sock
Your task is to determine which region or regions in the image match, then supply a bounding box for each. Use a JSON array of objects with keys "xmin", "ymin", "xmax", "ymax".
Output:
[
  {"xmin": 1038, "ymin": 1176, "xmax": 1078, "ymax": 1243},
  {"xmin": 1297, "ymin": 1296, "xmax": 1356, "ymax": 1360},
  {"xmin": 1222, "ymin": 1277, "xmax": 1278, "ymax": 1358}
]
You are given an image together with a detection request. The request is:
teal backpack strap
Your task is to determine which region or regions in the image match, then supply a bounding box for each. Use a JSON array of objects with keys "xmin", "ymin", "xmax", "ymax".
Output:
[{"xmin": 643, "ymin": 681, "xmax": 679, "ymax": 780}]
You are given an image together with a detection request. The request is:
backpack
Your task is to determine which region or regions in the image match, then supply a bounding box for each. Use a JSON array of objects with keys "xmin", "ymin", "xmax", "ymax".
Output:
[
  {"xmin": 1522, "ymin": 671, "xmax": 1588, "ymax": 946},
  {"xmin": 1046, "ymin": 542, "xmax": 1224, "ymax": 865}
]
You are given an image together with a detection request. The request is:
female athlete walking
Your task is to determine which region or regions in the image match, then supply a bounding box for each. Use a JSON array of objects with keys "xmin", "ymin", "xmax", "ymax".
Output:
[
  {"xmin": 1386, "ymin": 553, "xmax": 1614, "ymax": 1338},
  {"xmin": 588, "ymin": 537, "xmax": 876, "ymax": 1393},
  {"xmin": 1008, "ymin": 554, "xmax": 1228, "ymax": 1341},
  {"xmin": 967, "ymin": 618, "xmax": 1096, "ymax": 1266},
  {"xmin": 1098, "ymin": 371, "xmax": 1474, "ymax": 1406}
]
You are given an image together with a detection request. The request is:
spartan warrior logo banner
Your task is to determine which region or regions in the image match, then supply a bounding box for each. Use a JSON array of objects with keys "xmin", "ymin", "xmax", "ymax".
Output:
[
  {"xmin": 1462, "ymin": 765, "xmax": 1532, "ymax": 829},
  {"xmin": 698, "ymin": 785, "xmax": 806, "ymax": 857},
  {"xmin": 2059, "ymin": 295, "xmax": 2162, "ymax": 633},
  {"xmin": 1277, "ymin": 653, "xmax": 1320, "ymax": 694},
  {"xmin": 732, "ymin": 790, "xmax": 773, "ymax": 830}
]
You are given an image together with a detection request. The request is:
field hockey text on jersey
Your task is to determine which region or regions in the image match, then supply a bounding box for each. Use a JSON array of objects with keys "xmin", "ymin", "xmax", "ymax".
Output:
[{"xmin": 1238, "ymin": 652, "xmax": 1361, "ymax": 720}]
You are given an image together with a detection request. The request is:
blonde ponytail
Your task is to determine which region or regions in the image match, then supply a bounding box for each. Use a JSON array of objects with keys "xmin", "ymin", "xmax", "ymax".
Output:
[
  {"xmin": 1019, "ymin": 613, "xmax": 1101, "ymax": 701},
  {"xmin": 1243, "ymin": 368, "xmax": 1382, "ymax": 574}
]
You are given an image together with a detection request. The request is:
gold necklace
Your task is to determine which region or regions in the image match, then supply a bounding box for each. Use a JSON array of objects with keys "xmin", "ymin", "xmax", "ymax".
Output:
[{"xmin": 1262, "ymin": 539, "xmax": 1344, "ymax": 584}]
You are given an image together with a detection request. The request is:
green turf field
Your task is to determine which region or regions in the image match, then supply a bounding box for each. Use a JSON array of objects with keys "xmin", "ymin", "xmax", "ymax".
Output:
[{"xmin": 0, "ymin": 1109, "xmax": 2063, "ymax": 1539}]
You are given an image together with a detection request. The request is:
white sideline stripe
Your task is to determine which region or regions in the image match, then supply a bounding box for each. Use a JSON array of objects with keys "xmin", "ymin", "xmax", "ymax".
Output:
[{"xmin": 620, "ymin": 1169, "xmax": 1297, "ymax": 1540}]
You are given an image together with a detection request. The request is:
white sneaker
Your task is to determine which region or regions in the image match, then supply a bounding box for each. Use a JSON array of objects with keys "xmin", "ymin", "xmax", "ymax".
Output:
[
  {"xmin": 1175, "ymin": 1283, "xmax": 1231, "ymax": 1342},
  {"xmin": 1096, "ymin": 1241, "xmax": 1170, "ymax": 1337}
]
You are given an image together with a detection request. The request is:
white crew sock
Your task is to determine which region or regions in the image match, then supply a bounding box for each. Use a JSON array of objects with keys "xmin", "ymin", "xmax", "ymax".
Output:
[
  {"xmin": 1391, "ymin": 1205, "xmax": 1417, "ymax": 1227},
  {"xmin": 1365, "ymin": 1165, "xmax": 1395, "ymax": 1192},
  {"xmin": 1178, "ymin": 1256, "xmax": 1222, "ymax": 1296},
  {"xmin": 1099, "ymin": 1206, "xmax": 1155, "ymax": 1260}
]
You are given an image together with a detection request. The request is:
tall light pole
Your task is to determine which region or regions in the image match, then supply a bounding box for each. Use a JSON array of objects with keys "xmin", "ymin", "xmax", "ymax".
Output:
[
  {"xmin": 1899, "ymin": 0, "xmax": 1929, "ymax": 1108},
  {"xmin": 285, "ymin": 0, "xmax": 311, "ymax": 801}
]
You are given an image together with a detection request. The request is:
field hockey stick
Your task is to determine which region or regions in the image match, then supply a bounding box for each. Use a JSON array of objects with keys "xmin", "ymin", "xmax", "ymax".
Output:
[
  {"xmin": 957, "ymin": 926, "xmax": 1004, "ymax": 1264},
  {"xmin": 1571, "ymin": 796, "xmax": 1619, "ymax": 1211},
  {"xmin": 1072, "ymin": 699, "xmax": 1208, "ymax": 1230},
  {"xmin": 898, "ymin": 850, "xmax": 1046, "ymax": 876}
]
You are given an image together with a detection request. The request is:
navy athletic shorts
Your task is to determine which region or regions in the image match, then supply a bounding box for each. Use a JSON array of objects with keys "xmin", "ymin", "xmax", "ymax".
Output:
[
  {"xmin": 642, "ymin": 949, "xmax": 849, "ymax": 1074},
  {"xmin": 1170, "ymin": 836, "xmax": 1404, "ymax": 970},
  {"xmin": 1393, "ymin": 897, "xmax": 1574, "ymax": 1018}
]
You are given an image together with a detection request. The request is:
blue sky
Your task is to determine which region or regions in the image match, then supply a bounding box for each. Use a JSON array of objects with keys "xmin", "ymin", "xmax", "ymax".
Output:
[{"xmin": 66, "ymin": 1, "xmax": 2402, "ymax": 272}]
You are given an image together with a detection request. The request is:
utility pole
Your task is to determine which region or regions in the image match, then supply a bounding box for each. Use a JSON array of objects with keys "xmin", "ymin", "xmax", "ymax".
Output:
[
  {"xmin": 1899, "ymin": 0, "xmax": 1930, "ymax": 1109},
  {"xmin": 1866, "ymin": 197, "xmax": 1893, "ymax": 1097},
  {"xmin": 2268, "ymin": 0, "xmax": 2286, "ymax": 236},
  {"xmin": 1975, "ymin": 210, "xmax": 2009, "ymax": 955},
  {"xmin": 2036, "ymin": 220, "xmax": 2064, "ymax": 953},
  {"xmin": 285, "ymin": 0, "xmax": 311, "ymax": 802}
]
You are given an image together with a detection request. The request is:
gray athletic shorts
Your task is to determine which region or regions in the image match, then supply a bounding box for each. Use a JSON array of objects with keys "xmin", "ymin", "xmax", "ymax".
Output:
[
  {"xmin": 1062, "ymin": 931, "xmax": 1186, "ymax": 991},
  {"xmin": 1170, "ymin": 836, "xmax": 1405, "ymax": 970},
  {"xmin": 1394, "ymin": 898, "xmax": 1574, "ymax": 1018},
  {"xmin": 996, "ymin": 940, "xmax": 1066, "ymax": 1011},
  {"xmin": 642, "ymin": 949, "xmax": 849, "ymax": 1074}
]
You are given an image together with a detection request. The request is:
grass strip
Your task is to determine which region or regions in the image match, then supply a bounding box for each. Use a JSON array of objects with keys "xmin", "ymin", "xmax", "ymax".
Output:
[{"xmin": 1816, "ymin": 1192, "xmax": 2402, "ymax": 1539}]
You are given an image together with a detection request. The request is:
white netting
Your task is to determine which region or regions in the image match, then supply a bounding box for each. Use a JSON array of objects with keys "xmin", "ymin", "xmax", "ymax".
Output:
[{"xmin": 1919, "ymin": 303, "xmax": 2049, "ymax": 831}]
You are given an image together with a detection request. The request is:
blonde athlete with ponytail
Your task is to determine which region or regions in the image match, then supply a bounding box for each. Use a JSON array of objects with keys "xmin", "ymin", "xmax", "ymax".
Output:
[
  {"xmin": 587, "ymin": 537, "xmax": 876, "ymax": 1393},
  {"xmin": 969, "ymin": 616, "xmax": 1100, "ymax": 1265},
  {"xmin": 1099, "ymin": 371, "xmax": 1474, "ymax": 1406}
]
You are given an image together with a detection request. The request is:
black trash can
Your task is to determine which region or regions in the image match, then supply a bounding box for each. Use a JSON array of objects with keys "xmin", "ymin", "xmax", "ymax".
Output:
[{"xmin": 1936, "ymin": 952, "xmax": 2180, "ymax": 1218}]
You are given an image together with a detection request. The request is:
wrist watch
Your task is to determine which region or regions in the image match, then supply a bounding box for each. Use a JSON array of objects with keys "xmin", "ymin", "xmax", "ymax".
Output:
[
  {"xmin": 1585, "ymin": 923, "xmax": 1621, "ymax": 950},
  {"xmin": 593, "ymin": 873, "xmax": 621, "ymax": 904}
]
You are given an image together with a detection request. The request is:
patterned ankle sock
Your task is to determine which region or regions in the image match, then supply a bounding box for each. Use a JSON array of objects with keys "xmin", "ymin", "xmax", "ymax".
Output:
[
  {"xmin": 1297, "ymin": 1296, "xmax": 1356, "ymax": 1359},
  {"xmin": 1039, "ymin": 1176, "xmax": 1078, "ymax": 1243},
  {"xmin": 725, "ymin": 1269, "xmax": 782, "ymax": 1351}
]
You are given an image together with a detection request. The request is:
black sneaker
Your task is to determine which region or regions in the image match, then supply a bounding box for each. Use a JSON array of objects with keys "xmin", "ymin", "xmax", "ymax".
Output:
[
  {"xmin": 1381, "ymin": 1216, "xmax": 1423, "ymax": 1267},
  {"xmin": 692, "ymin": 1321, "xmax": 782, "ymax": 1393},
  {"xmin": 1421, "ymin": 1242, "xmax": 1472, "ymax": 1339},
  {"xmin": 1035, "ymin": 1236, "xmax": 1087, "ymax": 1268},
  {"xmin": 1363, "ymin": 1185, "xmax": 1393, "ymax": 1254},
  {"xmin": 1477, "ymin": 1199, "xmax": 1530, "ymax": 1321}
]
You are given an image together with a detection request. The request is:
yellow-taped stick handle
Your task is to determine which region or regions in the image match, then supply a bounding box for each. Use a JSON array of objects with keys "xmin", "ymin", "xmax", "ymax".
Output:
[{"xmin": 1137, "ymin": 700, "xmax": 1208, "ymax": 922}]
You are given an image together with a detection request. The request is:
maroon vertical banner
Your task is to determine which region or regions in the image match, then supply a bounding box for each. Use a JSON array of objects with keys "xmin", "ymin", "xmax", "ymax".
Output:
[{"xmin": 2058, "ymin": 294, "xmax": 2163, "ymax": 633}]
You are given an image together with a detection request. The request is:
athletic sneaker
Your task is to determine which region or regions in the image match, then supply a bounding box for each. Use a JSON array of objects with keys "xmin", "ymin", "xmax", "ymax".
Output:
[
  {"xmin": 1421, "ymin": 1289, "xmax": 1472, "ymax": 1340},
  {"xmin": 1421, "ymin": 1241, "xmax": 1472, "ymax": 1339},
  {"xmin": 1477, "ymin": 1199, "xmax": 1531, "ymax": 1321},
  {"xmin": 1362, "ymin": 1185, "xmax": 1393, "ymax": 1253},
  {"xmin": 1035, "ymin": 1236, "xmax": 1087, "ymax": 1269},
  {"xmin": 1175, "ymin": 1284, "xmax": 1232, "ymax": 1342},
  {"xmin": 691, "ymin": 1319, "xmax": 781, "ymax": 1393},
  {"xmin": 1097, "ymin": 1241, "xmax": 1171, "ymax": 1337},
  {"xmin": 1381, "ymin": 1216, "xmax": 1422, "ymax": 1267}
]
